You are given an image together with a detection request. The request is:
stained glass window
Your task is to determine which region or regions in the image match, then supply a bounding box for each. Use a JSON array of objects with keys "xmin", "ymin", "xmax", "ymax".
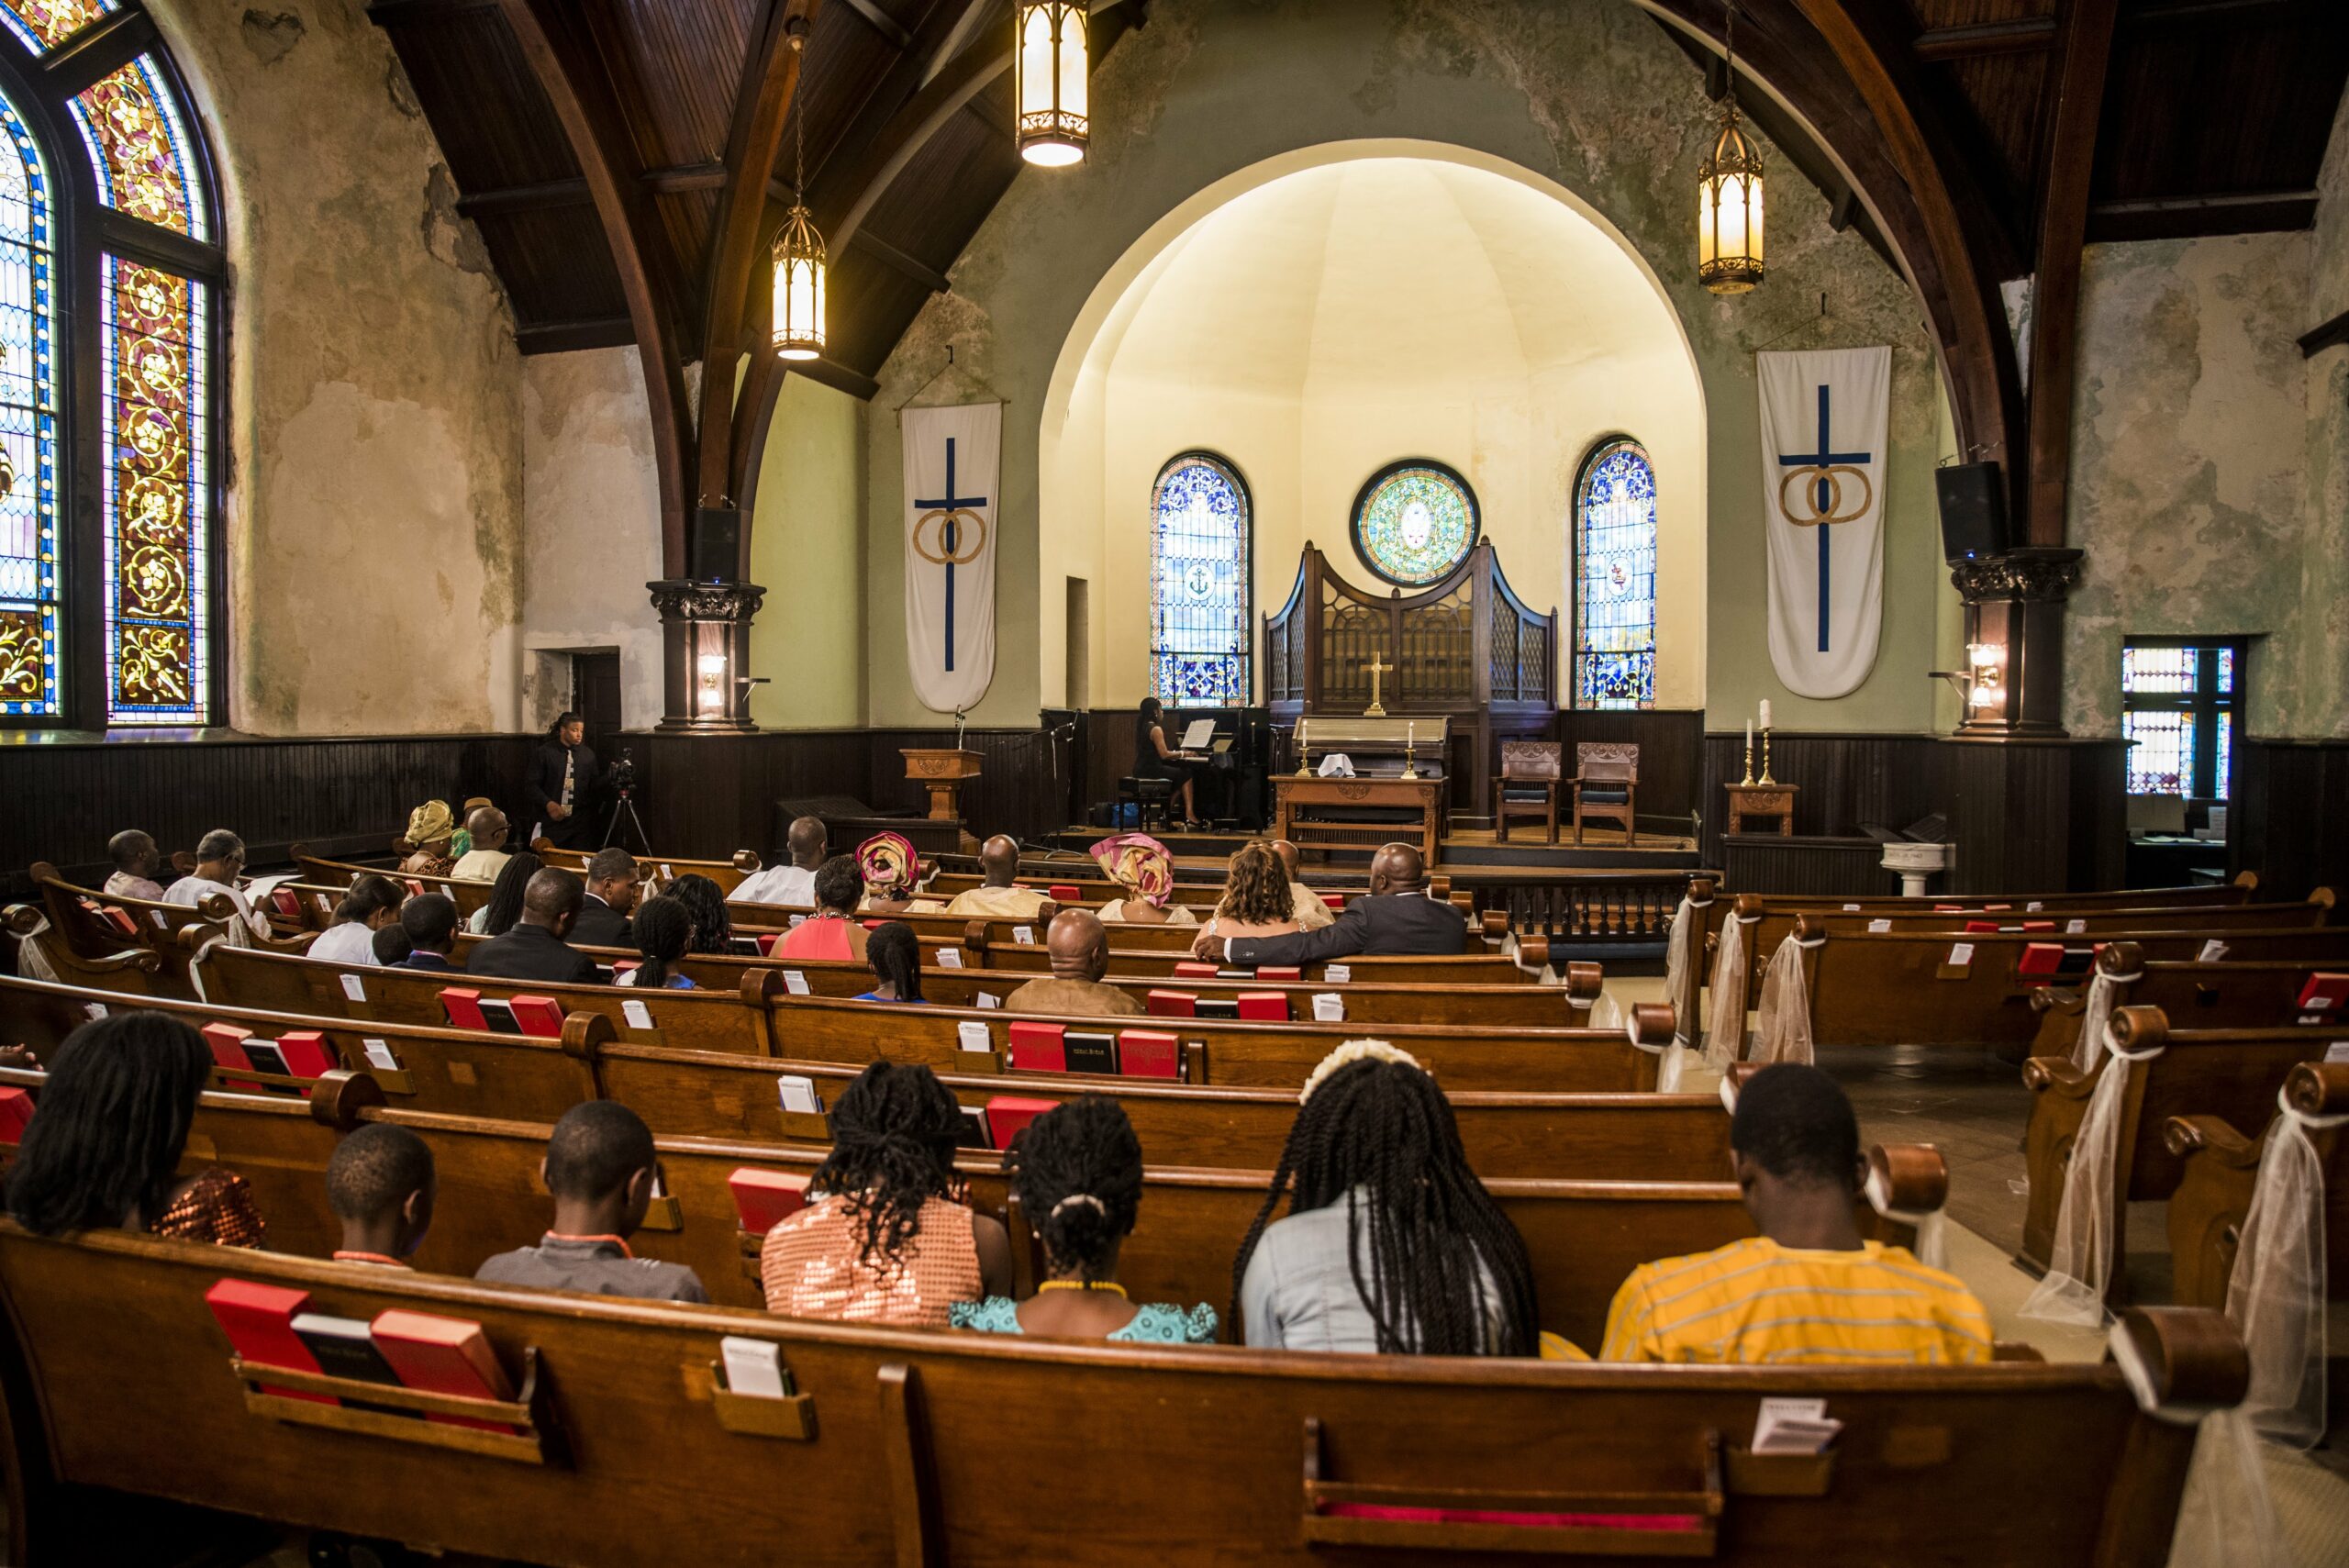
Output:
[
  {"xmin": 2122, "ymin": 641, "xmax": 2238, "ymax": 800},
  {"xmin": 1572, "ymin": 439, "xmax": 1657, "ymax": 708},
  {"xmin": 0, "ymin": 1, "xmax": 116, "ymax": 54},
  {"xmin": 1150, "ymin": 452, "xmax": 1250, "ymax": 703},
  {"xmin": 70, "ymin": 55, "xmax": 206, "ymax": 240},
  {"xmin": 0, "ymin": 87, "xmax": 55, "ymax": 717},
  {"xmin": 102, "ymin": 257, "xmax": 207, "ymax": 722},
  {"xmin": 1351, "ymin": 460, "xmax": 1477, "ymax": 586}
]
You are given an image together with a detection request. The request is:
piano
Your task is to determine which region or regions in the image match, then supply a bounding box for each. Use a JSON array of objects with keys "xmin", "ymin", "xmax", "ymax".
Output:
[{"xmin": 1163, "ymin": 705, "xmax": 1274, "ymax": 828}]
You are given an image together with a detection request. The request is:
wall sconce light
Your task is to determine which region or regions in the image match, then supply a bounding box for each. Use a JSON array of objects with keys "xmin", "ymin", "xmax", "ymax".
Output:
[
  {"xmin": 1965, "ymin": 641, "xmax": 2005, "ymax": 710},
  {"xmin": 696, "ymin": 651, "xmax": 728, "ymax": 716}
]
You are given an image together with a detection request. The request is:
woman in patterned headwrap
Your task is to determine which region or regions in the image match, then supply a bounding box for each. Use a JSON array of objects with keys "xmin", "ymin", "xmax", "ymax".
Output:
[
  {"xmin": 398, "ymin": 800, "xmax": 457, "ymax": 877},
  {"xmin": 855, "ymin": 831, "xmax": 943, "ymax": 916},
  {"xmin": 1091, "ymin": 832, "xmax": 1196, "ymax": 926}
]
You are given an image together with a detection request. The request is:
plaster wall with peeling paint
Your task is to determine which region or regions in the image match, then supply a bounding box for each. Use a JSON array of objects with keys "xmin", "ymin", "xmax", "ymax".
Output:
[
  {"xmin": 861, "ymin": 0, "xmax": 1949, "ymax": 732},
  {"xmin": 150, "ymin": 0, "xmax": 524, "ymax": 736}
]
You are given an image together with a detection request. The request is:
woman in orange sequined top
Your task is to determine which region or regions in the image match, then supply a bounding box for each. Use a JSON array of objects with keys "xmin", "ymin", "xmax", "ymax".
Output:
[
  {"xmin": 6, "ymin": 1013, "xmax": 266, "ymax": 1249},
  {"xmin": 761, "ymin": 1062, "xmax": 1012, "ymax": 1325}
]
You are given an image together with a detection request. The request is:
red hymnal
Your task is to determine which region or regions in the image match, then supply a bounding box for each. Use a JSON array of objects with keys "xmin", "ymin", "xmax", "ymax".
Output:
[
  {"xmin": 507, "ymin": 995, "xmax": 565, "ymax": 1039},
  {"xmin": 0, "ymin": 1087, "xmax": 31, "ymax": 1145},
  {"xmin": 1258, "ymin": 966, "xmax": 1303, "ymax": 982},
  {"xmin": 728, "ymin": 1167, "xmax": 811, "ymax": 1233},
  {"xmin": 2298, "ymin": 973, "xmax": 2349, "ymax": 1016},
  {"xmin": 756, "ymin": 932, "xmax": 779, "ymax": 956},
  {"xmin": 1173, "ymin": 962, "xmax": 1219, "ymax": 979},
  {"xmin": 2022, "ymin": 920, "xmax": 2056, "ymax": 932},
  {"xmin": 984, "ymin": 1096, "xmax": 1059, "ymax": 1151},
  {"xmin": 1933, "ymin": 904, "xmax": 1963, "ymax": 913},
  {"xmin": 93, "ymin": 903, "xmax": 140, "ymax": 939},
  {"xmin": 272, "ymin": 889, "xmax": 304, "ymax": 920},
  {"xmin": 439, "ymin": 987, "xmax": 489, "ymax": 1033},
  {"xmin": 206, "ymin": 1279, "xmax": 334, "ymax": 1405},
  {"xmin": 1964, "ymin": 920, "xmax": 2001, "ymax": 934},
  {"xmin": 1049, "ymin": 884, "xmax": 1082, "ymax": 903},
  {"xmin": 1145, "ymin": 989, "xmax": 1197, "ymax": 1018},
  {"xmin": 1006, "ymin": 1021, "xmax": 1067, "ymax": 1073},
  {"xmin": 2016, "ymin": 942, "xmax": 2065, "ymax": 978},
  {"xmin": 1117, "ymin": 1030, "xmax": 1180, "ymax": 1080},
  {"xmin": 1237, "ymin": 992, "xmax": 1288, "ymax": 1022},
  {"xmin": 1322, "ymin": 894, "xmax": 1345, "ymax": 910},
  {"xmin": 370, "ymin": 1309, "xmax": 518, "ymax": 1433},
  {"xmin": 273, "ymin": 1031, "xmax": 337, "ymax": 1079},
  {"xmin": 202, "ymin": 1023, "xmax": 264, "ymax": 1093}
]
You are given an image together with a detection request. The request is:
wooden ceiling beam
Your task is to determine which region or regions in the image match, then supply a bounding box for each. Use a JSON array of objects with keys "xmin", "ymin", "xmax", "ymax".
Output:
[
  {"xmin": 496, "ymin": 0, "xmax": 696, "ymax": 575},
  {"xmin": 515, "ymin": 316, "xmax": 635, "ymax": 354},
  {"xmin": 696, "ymin": 0, "xmax": 820, "ymax": 508},
  {"xmin": 452, "ymin": 162, "xmax": 724, "ymax": 219},
  {"xmin": 852, "ymin": 228, "xmax": 952, "ymax": 293},
  {"xmin": 2023, "ymin": 0, "xmax": 2121, "ymax": 550},
  {"xmin": 2086, "ymin": 188, "xmax": 2319, "ymax": 240},
  {"xmin": 786, "ymin": 356, "xmax": 884, "ymax": 401},
  {"xmin": 1911, "ymin": 18, "xmax": 2056, "ymax": 61},
  {"xmin": 840, "ymin": 0, "xmax": 918, "ymax": 53},
  {"xmin": 365, "ymin": 0, "xmax": 498, "ymax": 20}
]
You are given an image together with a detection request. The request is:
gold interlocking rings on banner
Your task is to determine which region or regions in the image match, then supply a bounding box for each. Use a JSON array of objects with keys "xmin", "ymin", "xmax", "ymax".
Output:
[
  {"xmin": 1776, "ymin": 463, "xmax": 1873, "ymax": 528},
  {"xmin": 911, "ymin": 506, "xmax": 987, "ymax": 566}
]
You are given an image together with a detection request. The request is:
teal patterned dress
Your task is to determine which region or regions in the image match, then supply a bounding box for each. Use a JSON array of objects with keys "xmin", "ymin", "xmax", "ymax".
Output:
[{"xmin": 949, "ymin": 1296, "xmax": 1219, "ymax": 1344}]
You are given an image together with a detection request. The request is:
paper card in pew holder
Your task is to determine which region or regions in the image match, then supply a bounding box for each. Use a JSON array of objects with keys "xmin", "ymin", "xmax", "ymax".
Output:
[
  {"xmin": 1323, "ymin": 964, "xmax": 1352, "ymax": 984},
  {"xmin": 720, "ymin": 1337, "xmax": 794, "ymax": 1400},
  {"xmin": 782, "ymin": 971, "xmax": 811, "ymax": 995},
  {"xmin": 728, "ymin": 1168, "xmax": 811, "ymax": 1233},
  {"xmin": 362, "ymin": 1040, "xmax": 400, "ymax": 1072},
  {"xmin": 1311, "ymin": 994, "xmax": 1345, "ymax": 1023},
  {"xmin": 1117, "ymin": 1030, "xmax": 1179, "ymax": 1080},
  {"xmin": 1751, "ymin": 1397, "xmax": 1842, "ymax": 1455},
  {"xmin": 975, "ymin": 993, "xmax": 1000, "ymax": 1009},
  {"xmin": 205, "ymin": 1280, "xmax": 334, "ymax": 1406},
  {"xmin": 937, "ymin": 947, "xmax": 963, "ymax": 969},
  {"xmin": 0, "ymin": 1087, "xmax": 32, "ymax": 1145},
  {"xmin": 1063, "ymin": 1031, "xmax": 1119, "ymax": 1074},
  {"xmin": 776, "ymin": 1075, "xmax": 823, "ymax": 1116},
  {"xmin": 340, "ymin": 973, "xmax": 368, "ymax": 1003},
  {"xmin": 369, "ymin": 1310, "xmax": 519, "ymax": 1434},
  {"xmin": 621, "ymin": 999, "xmax": 654, "ymax": 1031},
  {"xmin": 956, "ymin": 1020, "xmax": 992, "ymax": 1055}
]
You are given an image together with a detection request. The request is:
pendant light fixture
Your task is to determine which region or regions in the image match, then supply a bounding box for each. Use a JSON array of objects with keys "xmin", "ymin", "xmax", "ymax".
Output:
[
  {"xmin": 1014, "ymin": 1, "xmax": 1089, "ymax": 167},
  {"xmin": 1698, "ymin": 1, "xmax": 1765, "ymax": 295},
  {"xmin": 771, "ymin": 20, "xmax": 826, "ymax": 361}
]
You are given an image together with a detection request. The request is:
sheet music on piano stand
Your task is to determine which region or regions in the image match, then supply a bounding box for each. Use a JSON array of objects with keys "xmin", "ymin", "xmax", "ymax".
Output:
[{"xmin": 1179, "ymin": 718, "xmax": 1216, "ymax": 751}]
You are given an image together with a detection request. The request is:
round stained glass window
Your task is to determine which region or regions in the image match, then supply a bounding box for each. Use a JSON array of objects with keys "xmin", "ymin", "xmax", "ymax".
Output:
[{"xmin": 1350, "ymin": 459, "xmax": 1479, "ymax": 586}]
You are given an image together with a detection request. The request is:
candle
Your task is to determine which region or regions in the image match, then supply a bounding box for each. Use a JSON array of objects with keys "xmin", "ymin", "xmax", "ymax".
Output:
[
  {"xmin": 1745, "ymin": 720, "xmax": 1753, "ymax": 749},
  {"xmin": 1759, "ymin": 699, "xmax": 1773, "ymax": 730},
  {"xmin": 1407, "ymin": 720, "xmax": 1414, "ymax": 751}
]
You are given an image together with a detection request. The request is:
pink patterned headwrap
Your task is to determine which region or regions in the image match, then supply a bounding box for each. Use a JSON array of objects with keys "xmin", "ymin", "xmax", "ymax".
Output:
[
  {"xmin": 857, "ymin": 831, "xmax": 920, "ymax": 897},
  {"xmin": 1091, "ymin": 833, "xmax": 1175, "ymax": 907}
]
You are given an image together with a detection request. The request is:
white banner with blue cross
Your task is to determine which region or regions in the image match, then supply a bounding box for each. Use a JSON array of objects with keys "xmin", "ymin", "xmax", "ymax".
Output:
[
  {"xmin": 899, "ymin": 401, "xmax": 1001, "ymax": 713},
  {"xmin": 1756, "ymin": 347, "xmax": 1889, "ymax": 699}
]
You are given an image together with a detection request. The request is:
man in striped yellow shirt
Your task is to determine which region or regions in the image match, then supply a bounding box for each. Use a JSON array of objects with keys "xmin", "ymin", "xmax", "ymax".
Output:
[{"xmin": 1600, "ymin": 1064, "xmax": 1991, "ymax": 1365}]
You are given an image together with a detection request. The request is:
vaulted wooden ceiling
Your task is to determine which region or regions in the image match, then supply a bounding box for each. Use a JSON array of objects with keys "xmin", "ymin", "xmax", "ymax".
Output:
[{"xmin": 362, "ymin": 0, "xmax": 2348, "ymax": 573}]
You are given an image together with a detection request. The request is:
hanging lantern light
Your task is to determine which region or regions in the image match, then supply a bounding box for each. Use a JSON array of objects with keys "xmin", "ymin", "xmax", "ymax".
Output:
[
  {"xmin": 771, "ymin": 25, "xmax": 826, "ymax": 361},
  {"xmin": 1697, "ymin": 3, "xmax": 1765, "ymax": 295},
  {"xmin": 1015, "ymin": 0, "xmax": 1089, "ymax": 167}
]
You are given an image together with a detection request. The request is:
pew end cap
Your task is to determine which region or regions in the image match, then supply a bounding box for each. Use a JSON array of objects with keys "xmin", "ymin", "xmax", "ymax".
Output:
[
  {"xmin": 1628, "ymin": 1003, "xmax": 1675, "ymax": 1051},
  {"xmin": 1562, "ymin": 961, "xmax": 1601, "ymax": 1005},
  {"xmin": 2109, "ymin": 1005, "xmax": 2168, "ymax": 1054},
  {"xmin": 1865, "ymin": 1143, "xmax": 1949, "ymax": 1214},
  {"xmin": 2160, "ymin": 1114, "xmax": 2260, "ymax": 1167},
  {"xmin": 2286, "ymin": 1061, "xmax": 2349, "ymax": 1118},
  {"xmin": 309, "ymin": 1068, "xmax": 387, "ymax": 1131},
  {"xmin": 2097, "ymin": 941, "xmax": 2144, "ymax": 979},
  {"xmin": 2110, "ymin": 1308, "xmax": 2248, "ymax": 1418},
  {"xmin": 730, "ymin": 850, "xmax": 763, "ymax": 873},
  {"xmin": 2021, "ymin": 1055, "xmax": 2096, "ymax": 1097}
]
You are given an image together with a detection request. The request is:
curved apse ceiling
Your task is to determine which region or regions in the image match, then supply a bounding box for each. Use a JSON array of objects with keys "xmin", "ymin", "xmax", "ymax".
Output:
[{"xmin": 1098, "ymin": 157, "xmax": 1690, "ymax": 401}]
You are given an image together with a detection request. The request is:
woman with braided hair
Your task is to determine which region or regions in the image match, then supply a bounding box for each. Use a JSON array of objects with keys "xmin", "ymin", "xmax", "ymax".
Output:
[
  {"xmin": 950, "ymin": 1097, "xmax": 1219, "ymax": 1343},
  {"xmin": 1232, "ymin": 1043, "xmax": 1539, "ymax": 1355},
  {"xmin": 760, "ymin": 1062, "xmax": 1013, "ymax": 1325}
]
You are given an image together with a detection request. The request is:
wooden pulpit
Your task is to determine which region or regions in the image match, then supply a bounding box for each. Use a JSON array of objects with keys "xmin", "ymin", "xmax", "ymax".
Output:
[{"xmin": 901, "ymin": 749, "xmax": 983, "ymax": 825}]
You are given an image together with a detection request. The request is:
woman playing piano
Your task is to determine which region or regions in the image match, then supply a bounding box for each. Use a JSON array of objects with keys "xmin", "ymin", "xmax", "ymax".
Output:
[{"xmin": 1133, "ymin": 696, "xmax": 1206, "ymax": 829}]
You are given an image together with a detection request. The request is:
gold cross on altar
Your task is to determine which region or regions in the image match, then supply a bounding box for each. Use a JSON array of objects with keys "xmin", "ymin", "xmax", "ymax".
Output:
[{"xmin": 1363, "ymin": 650, "xmax": 1395, "ymax": 717}]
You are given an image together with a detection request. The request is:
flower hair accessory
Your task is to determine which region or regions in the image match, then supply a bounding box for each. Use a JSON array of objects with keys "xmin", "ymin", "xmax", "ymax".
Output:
[
  {"xmin": 1090, "ymin": 833, "xmax": 1175, "ymax": 907},
  {"xmin": 1299, "ymin": 1039, "xmax": 1424, "ymax": 1105},
  {"xmin": 1049, "ymin": 1194, "xmax": 1108, "ymax": 1220}
]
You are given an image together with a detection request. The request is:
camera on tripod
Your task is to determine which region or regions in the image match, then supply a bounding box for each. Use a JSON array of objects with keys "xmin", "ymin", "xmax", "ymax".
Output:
[
  {"xmin": 601, "ymin": 749, "xmax": 647, "ymax": 851},
  {"xmin": 607, "ymin": 749, "xmax": 639, "ymax": 797}
]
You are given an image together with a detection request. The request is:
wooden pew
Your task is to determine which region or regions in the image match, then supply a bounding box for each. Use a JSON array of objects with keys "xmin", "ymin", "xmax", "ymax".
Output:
[
  {"xmin": 187, "ymin": 944, "xmax": 1675, "ymax": 1093},
  {"xmin": 290, "ymin": 847, "xmax": 495, "ymax": 918},
  {"xmin": 23, "ymin": 868, "xmax": 309, "ymax": 991},
  {"xmin": 0, "ymin": 975, "xmax": 1722, "ymax": 1180},
  {"xmin": 1741, "ymin": 918, "xmax": 2349, "ymax": 1057},
  {"xmin": 2164, "ymin": 1061, "xmax": 2349, "ymax": 1311},
  {"xmin": 531, "ymin": 844, "xmax": 764, "ymax": 895},
  {"xmin": 445, "ymin": 930, "xmax": 1592, "ymax": 1026},
  {"xmin": 2026, "ymin": 940, "xmax": 2349, "ymax": 1061},
  {"xmin": 2, "ymin": 906, "xmax": 174, "ymax": 1003},
  {"xmin": 167, "ymin": 1079, "xmax": 1927, "ymax": 1351},
  {"xmin": 0, "ymin": 1226, "xmax": 2235, "ymax": 1568},
  {"xmin": 2019, "ymin": 1005, "xmax": 2345, "ymax": 1301},
  {"xmin": 726, "ymin": 893, "xmax": 1509, "ymax": 957}
]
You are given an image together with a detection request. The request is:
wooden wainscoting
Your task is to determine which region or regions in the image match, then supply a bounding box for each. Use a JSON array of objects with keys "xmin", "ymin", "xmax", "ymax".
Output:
[{"xmin": 2229, "ymin": 737, "xmax": 2349, "ymax": 901}]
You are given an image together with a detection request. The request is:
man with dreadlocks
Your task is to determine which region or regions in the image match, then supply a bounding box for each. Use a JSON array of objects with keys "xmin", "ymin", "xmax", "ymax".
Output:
[
  {"xmin": 950, "ymin": 1096, "xmax": 1219, "ymax": 1343},
  {"xmin": 1233, "ymin": 1042, "xmax": 1538, "ymax": 1354},
  {"xmin": 1599, "ymin": 1063, "xmax": 1990, "ymax": 1365},
  {"xmin": 762, "ymin": 1062, "xmax": 1015, "ymax": 1325}
]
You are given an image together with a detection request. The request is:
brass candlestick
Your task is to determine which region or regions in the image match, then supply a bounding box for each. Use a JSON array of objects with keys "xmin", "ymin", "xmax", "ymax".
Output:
[
  {"xmin": 1759, "ymin": 728, "xmax": 1776, "ymax": 786},
  {"xmin": 1740, "ymin": 735, "xmax": 1755, "ymax": 787}
]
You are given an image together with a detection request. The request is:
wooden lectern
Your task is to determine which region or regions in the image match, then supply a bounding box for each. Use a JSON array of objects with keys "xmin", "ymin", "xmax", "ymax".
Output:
[{"xmin": 902, "ymin": 750, "xmax": 982, "ymax": 851}]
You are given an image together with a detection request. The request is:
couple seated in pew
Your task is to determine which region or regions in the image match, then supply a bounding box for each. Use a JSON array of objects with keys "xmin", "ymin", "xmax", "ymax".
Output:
[
  {"xmin": 732, "ymin": 817, "xmax": 963, "ymax": 917},
  {"xmin": 393, "ymin": 797, "xmax": 509, "ymax": 880},
  {"xmin": 1190, "ymin": 842, "xmax": 1465, "ymax": 966}
]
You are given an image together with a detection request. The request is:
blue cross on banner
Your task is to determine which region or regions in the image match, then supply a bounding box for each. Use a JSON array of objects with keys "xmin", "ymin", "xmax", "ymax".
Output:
[
  {"xmin": 901, "ymin": 402, "xmax": 1002, "ymax": 712},
  {"xmin": 1775, "ymin": 384, "xmax": 1873, "ymax": 653},
  {"xmin": 913, "ymin": 438, "xmax": 988, "ymax": 673},
  {"xmin": 1756, "ymin": 348, "xmax": 1889, "ymax": 700}
]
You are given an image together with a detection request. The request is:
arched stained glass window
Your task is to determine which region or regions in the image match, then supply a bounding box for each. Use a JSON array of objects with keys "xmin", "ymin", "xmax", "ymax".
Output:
[
  {"xmin": 1352, "ymin": 458, "xmax": 1476, "ymax": 586},
  {"xmin": 1149, "ymin": 451, "xmax": 1252, "ymax": 703},
  {"xmin": 1573, "ymin": 438, "xmax": 1657, "ymax": 709},
  {"xmin": 0, "ymin": 1, "xmax": 222, "ymax": 728}
]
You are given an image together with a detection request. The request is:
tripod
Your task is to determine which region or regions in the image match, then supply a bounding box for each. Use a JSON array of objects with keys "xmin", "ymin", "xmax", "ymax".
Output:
[{"xmin": 602, "ymin": 787, "xmax": 651, "ymax": 853}]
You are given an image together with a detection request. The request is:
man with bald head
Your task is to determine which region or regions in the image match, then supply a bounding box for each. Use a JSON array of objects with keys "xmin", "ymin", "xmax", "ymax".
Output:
[
  {"xmin": 1002, "ymin": 909, "xmax": 1146, "ymax": 1018},
  {"xmin": 944, "ymin": 835, "xmax": 1050, "ymax": 919},
  {"xmin": 465, "ymin": 867, "xmax": 602, "ymax": 984},
  {"xmin": 450, "ymin": 806, "xmax": 512, "ymax": 883},
  {"xmin": 1197, "ymin": 841, "xmax": 1464, "ymax": 966},
  {"xmin": 1270, "ymin": 839, "xmax": 1335, "ymax": 931},
  {"xmin": 730, "ymin": 816, "xmax": 828, "ymax": 906}
]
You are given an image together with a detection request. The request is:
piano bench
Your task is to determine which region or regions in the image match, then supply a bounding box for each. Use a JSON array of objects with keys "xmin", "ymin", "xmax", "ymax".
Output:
[{"xmin": 1118, "ymin": 776, "xmax": 1177, "ymax": 832}]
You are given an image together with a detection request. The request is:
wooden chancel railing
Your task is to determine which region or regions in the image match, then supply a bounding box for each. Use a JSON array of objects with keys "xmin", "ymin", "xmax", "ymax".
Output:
[{"xmin": 1264, "ymin": 542, "xmax": 1555, "ymax": 814}]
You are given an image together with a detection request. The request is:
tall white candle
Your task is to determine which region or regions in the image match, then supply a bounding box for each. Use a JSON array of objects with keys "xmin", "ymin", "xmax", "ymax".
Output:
[
  {"xmin": 1745, "ymin": 720, "xmax": 1753, "ymax": 749},
  {"xmin": 1759, "ymin": 699, "xmax": 1773, "ymax": 730},
  {"xmin": 1407, "ymin": 719, "xmax": 1414, "ymax": 752}
]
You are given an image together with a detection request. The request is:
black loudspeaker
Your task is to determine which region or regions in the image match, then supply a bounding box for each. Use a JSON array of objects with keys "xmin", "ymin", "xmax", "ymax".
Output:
[
  {"xmin": 690, "ymin": 506, "xmax": 744, "ymax": 583},
  {"xmin": 1935, "ymin": 462, "xmax": 2008, "ymax": 563}
]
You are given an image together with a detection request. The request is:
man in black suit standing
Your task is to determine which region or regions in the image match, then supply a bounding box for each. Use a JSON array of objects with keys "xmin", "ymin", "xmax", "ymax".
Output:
[
  {"xmin": 529, "ymin": 711, "xmax": 600, "ymax": 851},
  {"xmin": 570, "ymin": 847, "xmax": 641, "ymax": 950},
  {"xmin": 1193, "ymin": 842, "xmax": 1465, "ymax": 966},
  {"xmin": 466, "ymin": 869, "xmax": 603, "ymax": 984}
]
